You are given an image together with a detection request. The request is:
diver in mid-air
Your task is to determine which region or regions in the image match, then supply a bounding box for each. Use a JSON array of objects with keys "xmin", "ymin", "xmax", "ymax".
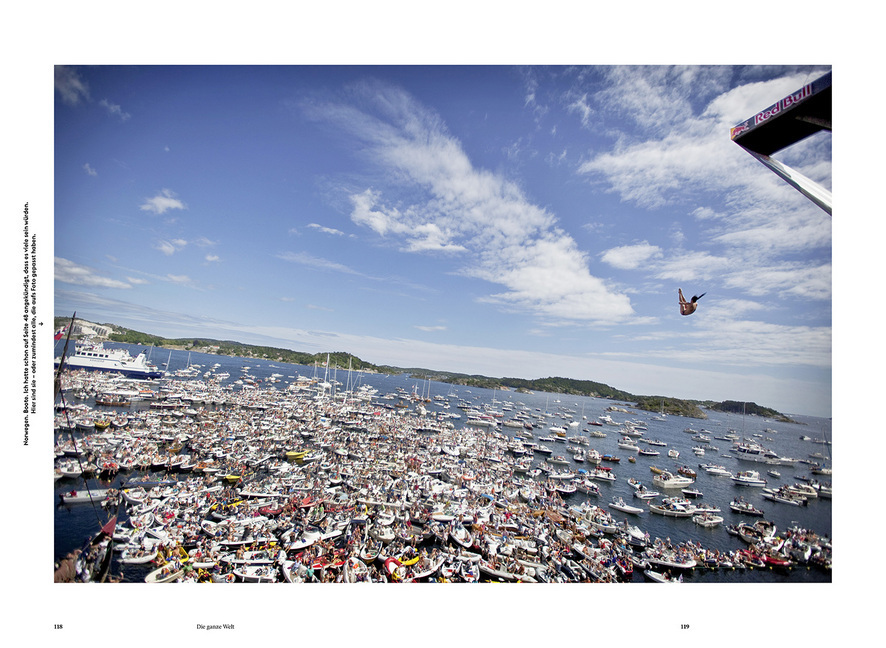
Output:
[{"xmin": 678, "ymin": 289, "xmax": 705, "ymax": 316}]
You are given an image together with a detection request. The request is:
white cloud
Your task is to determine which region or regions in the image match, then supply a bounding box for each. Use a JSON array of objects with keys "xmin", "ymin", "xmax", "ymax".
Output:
[
  {"xmin": 55, "ymin": 257, "xmax": 131, "ymax": 289},
  {"xmin": 155, "ymin": 241, "xmax": 175, "ymax": 256},
  {"xmin": 205, "ymin": 254, "xmax": 220, "ymax": 263},
  {"xmin": 99, "ymin": 98, "xmax": 131, "ymax": 121},
  {"xmin": 83, "ymin": 163, "xmax": 97, "ymax": 176},
  {"xmin": 55, "ymin": 66, "xmax": 90, "ymax": 105},
  {"xmin": 572, "ymin": 68, "xmax": 831, "ymax": 306},
  {"xmin": 307, "ymin": 223, "xmax": 345, "ymax": 236},
  {"xmin": 155, "ymin": 239, "xmax": 187, "ymax": 256},
  {"xmin": 415, "ymin": 325, "xmax": 447, "ymax": 332},
  {"xmin": 277, "ymin": 251, "xmax": 363, "ymax": 276},
  {"xmin": 600, "ymin": 242, "xmax": 662, "ymax": 270},
  {"xmin": 654, "ymin": 251, "xmax": 733, "ymax": 283},
  {"xmin": 723, "ymin": 263, "xmax": 832, "ymax": 300},
  {"xmin": 594, "ymin": 66, "xmax": 733, "ymax": 132},
  {"xmin": 140, "ymin": 189, "xmax": 187, "ymax": 215},
  {"xmin": 307, "ymin": 81, "xmax": 633, "ymax": 325},
  {"xmin": 577, "ymin": 69, "xmax": 831, "ymax": 223},
  {"xmin": 566, "ymin": 92, "xmax": 592, "ymax": 127},
  {"xmin": 349, "ymin": 190, "xmax": 467, "ymax": 253}
]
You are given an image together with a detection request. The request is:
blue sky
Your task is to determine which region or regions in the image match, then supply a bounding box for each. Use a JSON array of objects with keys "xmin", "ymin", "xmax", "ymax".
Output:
[{"xmin": 53, "ymin": 64, "xmax": 833, "ymax": 416}]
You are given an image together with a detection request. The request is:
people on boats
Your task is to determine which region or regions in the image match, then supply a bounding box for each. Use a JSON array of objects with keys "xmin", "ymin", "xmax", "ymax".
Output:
[
  {"xmin": 55, "ymin": 361, "xmax": 831, "ymax": 584},
  {"xmin": 678, "ymin": 289, "xmax": 706, "ymax": 316}
]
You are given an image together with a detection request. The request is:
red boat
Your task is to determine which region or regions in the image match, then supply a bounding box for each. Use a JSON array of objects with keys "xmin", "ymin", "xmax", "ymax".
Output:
[
  {"xmin": 760, "ymin": 551, "xmax": 792, "ymax": 568},
  {"xmin": 310, "ymin": 553, "xmax": 346, "ymax": 571},
  {"xmin": 615, "ymin": 557, "xmax": 633, "ymax": 579},
  {"xmin": 296, "ymin": 495, "xmax": 325, "ymax": 509},
  {"xmin": 259, "ymin": 504, "xmax": 284, "ymax": 517},
  {"xmin": 737, "ymin": 550, "xmax": 766, "ymax": 568},
  {"xmin": 383, "ymin": 556, "xmax": 410, "ymax": 581}
]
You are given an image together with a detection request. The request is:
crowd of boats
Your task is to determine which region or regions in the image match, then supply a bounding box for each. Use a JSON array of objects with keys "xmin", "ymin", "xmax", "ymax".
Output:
[{"xmin": 53, "ymin": 360, "xmax": 832, "ymax": 583}]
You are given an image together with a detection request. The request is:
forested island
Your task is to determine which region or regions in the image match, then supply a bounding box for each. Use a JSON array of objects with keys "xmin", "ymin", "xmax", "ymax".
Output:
[
  {"xmin": 55, "ymin": 316, "xmax": 796, "ymax": 422},
  {"xmin": 707, "ymin": 400, "xmax": 795, "ymax": 423}
]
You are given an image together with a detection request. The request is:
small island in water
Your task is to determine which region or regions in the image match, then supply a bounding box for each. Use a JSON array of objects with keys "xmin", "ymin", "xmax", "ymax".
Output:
[{"xmin": 57, "ymin": 316, "xmax": 798, "ymax": 423}]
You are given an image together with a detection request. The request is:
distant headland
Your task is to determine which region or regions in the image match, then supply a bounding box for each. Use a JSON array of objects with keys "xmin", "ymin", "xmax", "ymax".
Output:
[{"xmin": 54, "ymin": 315, "xmax": 799, "ymax": 423}]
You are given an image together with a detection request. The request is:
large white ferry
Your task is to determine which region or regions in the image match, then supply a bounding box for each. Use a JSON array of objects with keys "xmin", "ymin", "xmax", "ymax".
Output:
[{"xmin": 55, "ymin": 341, "xmax": 162, "ymax": 379}]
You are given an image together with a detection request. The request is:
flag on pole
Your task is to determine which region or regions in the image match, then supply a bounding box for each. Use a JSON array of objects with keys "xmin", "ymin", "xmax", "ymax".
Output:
[{"xmin": 54, "ymin": 325, "xmax": 68, "ymax": 341}]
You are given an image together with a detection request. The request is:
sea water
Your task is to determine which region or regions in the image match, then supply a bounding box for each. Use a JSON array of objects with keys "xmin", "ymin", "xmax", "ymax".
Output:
[{"xmin": 53, "ymin": 343, "xmax": 832, "ymax": 583}]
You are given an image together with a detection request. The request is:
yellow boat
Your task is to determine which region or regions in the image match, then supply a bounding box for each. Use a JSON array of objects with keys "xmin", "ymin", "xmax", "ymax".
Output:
[
  {"xmin": 156, "ymin": 543, "xmax": 190, "ymax": 564},
  {"xmin": 398, "ymin": 554, "xmax": 421, "ymax": 567},
  {"xmin": 650, "ymin": 465, "xmax": 663, "ymax": 474},
  {"xmin": 225, "ymin": 474, "xmax": 241, "ymax": 483}
]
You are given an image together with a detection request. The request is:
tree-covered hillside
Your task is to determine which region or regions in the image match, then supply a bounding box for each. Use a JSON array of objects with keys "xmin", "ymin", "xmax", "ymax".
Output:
[{"xmin": 56, "ymin": 317, "xmax": 796, "ymax": 421}]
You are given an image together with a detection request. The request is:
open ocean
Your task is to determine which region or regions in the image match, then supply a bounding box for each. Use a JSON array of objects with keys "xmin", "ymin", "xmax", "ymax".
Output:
[{"xmin": 54, "ymin": 343, "xmax": 832, "ymax": 583}]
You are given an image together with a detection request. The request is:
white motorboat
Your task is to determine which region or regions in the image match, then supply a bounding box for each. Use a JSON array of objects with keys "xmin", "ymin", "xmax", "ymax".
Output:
[
  {"xmin": 609, "ymin": 497, "xmax": 644, "ymax": 515},
  {"xmin": 55, "ymin": 458, "xmax": 83, "ymax": 479},
  {"xmin": 761, "ymin": 489, "xmax": 806, "ymax": 506},
  {"xmin": 144, "ymin": 563, "xmax": 183, "ymax": 583},
  {"xmin": 645, "ymin": 552, "xmax": 696, "ymax": 570},
  {"xmin": 699, "ymin": 463, "xmax": 733, "ymax": 477},
  {"xmin": 369, "ymin": 525, "xmax": 396, "ymax": 544},
  {"xmin": 617, "ymin": 439, "xmax": 640, "ymax": 452},
  {"xmin": 587, "ymin": 467, "xmax": 616, "ymax": 482},
  {"xmin": 649, "ymin": 497, "xmax": 696, "ymax": 517},
  {"xmin": 785, "ymin": 483, "xmax": 818, "ymax": 499},
  {"xmin": 234, "ymin": 564, "xmax": 279, "ymax": 583},
  {"xmin": 55, "ymin": 340, "xmax": 163, "ymax": 379},
  {"xmin": 553, "ymin": 481, "xmax": 577, "ymax": 496},
  {"xmin": 633, "ymin": 487, "xmax": 660, "ymax": 500},
  {"xmin": 575, "ymin": 479, "xmax": 601, "ymax": 496},
  {"xmin": 586, "ymin": 449, "xmax": 603, "ymax": 463},
  {"xmin": 119, "ymin": 542, "xmax": 160, "ymax": 564},
  {"xmin": 729, "ymin": 498, "xmax": 765, "ymax": 517},
  {"xmin": 652, "ymin": 471, "xmax": 694, "ymax": 489},
  {"xmin": 643, "ymin": 569, "xmax": 682, "ymax": 583},
  {"xmin": 286, "ymin": 527, "xmax": 321, "ymax": 550},
  {"xmin": 412, "ymin": 555, "xmax": 446, "ymax": 581},
  {"xmin": 731, "ymin": 470, "xmax": 767, "ymax": 487},
  {"xmin": 59, "ymin": 488, "xmax": 114, "ymax": 504},
  {"xmin": 692, "ymin": 511, "xmax": 724, "ymax": 527},
  {"xmin": 449, "ymin": 524, "xmax": 474, "ymax": 549}
]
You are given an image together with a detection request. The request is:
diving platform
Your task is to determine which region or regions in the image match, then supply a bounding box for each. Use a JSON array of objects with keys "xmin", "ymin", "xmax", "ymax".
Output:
[{"xmin": 731, "ymin": 71, "xmax": 832, "ymax": 214}]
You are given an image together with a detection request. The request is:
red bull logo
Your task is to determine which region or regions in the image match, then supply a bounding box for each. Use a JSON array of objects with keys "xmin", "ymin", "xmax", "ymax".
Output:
[
  {"xmin": 753, "ymin": 84, "xmax": 813, "ymax": 126},
  {"xmin": 730, "ymin": 123, "xmax": 750, "ymax": 140}
]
